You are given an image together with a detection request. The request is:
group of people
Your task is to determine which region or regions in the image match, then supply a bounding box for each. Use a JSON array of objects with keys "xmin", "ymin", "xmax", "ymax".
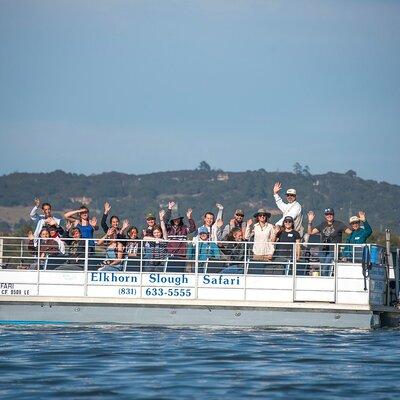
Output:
[{"xmin": 26, "ymin": 182, "xmax": 373, "ymax": 276}]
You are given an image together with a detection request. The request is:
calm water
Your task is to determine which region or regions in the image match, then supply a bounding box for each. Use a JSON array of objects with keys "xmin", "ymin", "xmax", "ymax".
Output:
[{"xmin": 0, "ymin": 326, "xmax": 399, "ymax": 399}]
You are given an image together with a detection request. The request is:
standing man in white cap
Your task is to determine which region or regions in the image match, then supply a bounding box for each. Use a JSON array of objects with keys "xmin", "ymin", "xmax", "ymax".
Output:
[{"xmin": 273, "ymin": 182, "xmax": 303, "ymax": 236}]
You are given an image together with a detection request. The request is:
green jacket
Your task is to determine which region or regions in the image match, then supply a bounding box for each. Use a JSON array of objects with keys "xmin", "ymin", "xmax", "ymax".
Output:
[{"xmin": 346, "ymin": 220, "xmax": 372, "ymax": 244}]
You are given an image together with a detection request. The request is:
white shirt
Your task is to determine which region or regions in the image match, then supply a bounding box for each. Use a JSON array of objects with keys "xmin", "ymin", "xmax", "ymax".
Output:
[
  {"xmin": 245, "ymin": 222, "xmax": 275, "ymax": 256},
  {"xmin": 274, "ymin": 194, "xmax": 303, "ymax": 234},
  {"xmin": 30, "ymin": 205, "xmax": 61, "ymax": 241}
]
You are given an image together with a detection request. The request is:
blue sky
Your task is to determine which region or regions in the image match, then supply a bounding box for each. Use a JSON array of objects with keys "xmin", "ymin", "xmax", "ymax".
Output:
[{"xmin": 0, "ymin": 0, "xmax": 399, "ymax": 184}]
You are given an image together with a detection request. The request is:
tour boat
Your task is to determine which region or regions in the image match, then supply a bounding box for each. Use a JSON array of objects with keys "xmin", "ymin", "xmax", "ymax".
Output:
[{"xmin": 0, "ymin": 237, "xmax": 399, "ymax": 329}]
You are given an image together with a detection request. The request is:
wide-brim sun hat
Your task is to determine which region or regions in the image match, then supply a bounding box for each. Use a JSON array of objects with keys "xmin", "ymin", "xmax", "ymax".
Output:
[{"xmin": 253, "ymin": 208, "xmax": 271, "ymax": 218}]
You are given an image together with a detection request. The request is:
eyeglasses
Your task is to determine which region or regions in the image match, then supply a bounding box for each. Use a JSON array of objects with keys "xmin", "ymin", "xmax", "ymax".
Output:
[
  {"xmin": 286, "ymin": 194, "xmax": 296, "ymax": 197},
  {"xmin": 258, "ymin": 214, "xmax": 267, "ymax": 218},
  {"xmin": 235, "ymin": 214, "xmax": 244, "ymax": 217},
  {"xmin": 324, "ymin": 213, "xmax": 334, "ymax": 216},
  {"xmin": 284, "ymin": 220, "xmax": 293, "ymax": 224}
]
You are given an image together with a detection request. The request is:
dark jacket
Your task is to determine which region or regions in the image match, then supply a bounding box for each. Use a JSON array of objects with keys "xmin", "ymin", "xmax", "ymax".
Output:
[{"xmin": 164, "ymin": 209, "xmax": 197, "ymax": 257}]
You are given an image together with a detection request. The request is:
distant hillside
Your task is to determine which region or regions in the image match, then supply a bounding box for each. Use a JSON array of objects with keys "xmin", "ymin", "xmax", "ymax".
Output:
[{"xmin": 0, "ymin": 169, "xmax": 399, "ymax": 234}]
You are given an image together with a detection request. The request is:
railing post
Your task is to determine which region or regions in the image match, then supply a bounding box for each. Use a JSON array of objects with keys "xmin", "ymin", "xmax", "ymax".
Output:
[
  {"xmin": 243, "ymin": 241, "xmax": 248, "ymax": 301},
  {"xmin": 36, "ymin": 237, "xmax": 41, "ymax": 295},
  {"xmin": 292, "ymin": 242, "xmax": 296, "ymax": 302},
  {"xmin": 334, "ymin": 243, "xmax": 339, "ymax": 303},
  {"xmin": 0, "ymin": 237, "xmax": 3, "ymax": 266},
  {"xmin": 396, "ymin": 249, "xmax": 400, "ymax": 303},
  {"xmin": 139, "ymin": 240, "xmax": 143, "ymax": 298},
  {"xmin": 194, "ymin": 240, "xmax": 199, "ymax": 300},
  {"xmin": 84, "ymin": 239, "xmax": 89, "ymax": 296}
]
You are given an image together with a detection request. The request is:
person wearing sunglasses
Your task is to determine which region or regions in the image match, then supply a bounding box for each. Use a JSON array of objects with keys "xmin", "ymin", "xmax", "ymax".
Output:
[
  {"xmin": 273, "ymin": 182, "xmax": 303, "ymax": 237},
  {"xmin": 307, "ymin": 208, "xmax": 352, "ymax": 275},
  {"xmin": 222, "ymin": 209, "xmax": 246, "ymax": 239},
  {"xmin": 245, "ymin": 208, "xmax": 276, "ymax": 267}
]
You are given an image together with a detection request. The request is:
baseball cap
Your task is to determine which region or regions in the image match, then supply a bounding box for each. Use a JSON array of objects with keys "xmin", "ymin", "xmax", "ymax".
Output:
[
  {"xmin": 235, "ymin": 209, "xmax": 244, "ymax": 216},
  {"xmin": 146, "ymin": 212, "xmax": 156, "ymax": 220},
  {"xmin": 324, "ymin": 208, "xmax": 334, "ymax": 215},
  {"xmin": 349, "ymin": 216, "xmax": 360, "ymax": 224},
  {"xmin": 286, "ymin": 189, "xmax": 297, "ymax": 195},
  {"xmin": 198, "ymin": 227, "xmax": 209, "ymax": 235}
]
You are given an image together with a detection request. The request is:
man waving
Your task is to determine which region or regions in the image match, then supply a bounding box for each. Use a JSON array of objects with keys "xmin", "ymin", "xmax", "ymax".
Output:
[{"xmin": 273, "ymin": 182, "xmax": 303, "ymax": 236}]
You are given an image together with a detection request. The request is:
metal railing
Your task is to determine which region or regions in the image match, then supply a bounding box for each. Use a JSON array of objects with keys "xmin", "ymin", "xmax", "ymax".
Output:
[{"xmin": 0, "ymin": 236, "xmax": 388, "ymax": 305}]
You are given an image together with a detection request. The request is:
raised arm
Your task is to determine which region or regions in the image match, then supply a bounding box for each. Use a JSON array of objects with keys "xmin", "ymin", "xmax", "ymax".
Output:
[
  {"xmin": 307, "ymin": 211, "xmax": 319, "ymax": 235},
  {"xmin": 159, "ymin": 210, "xmax": 168, "ymax": 239},
  {"xmin": 273, "ymin": 182, "xmax": 288, "ymax": 213},
  {"xmin": 359, "ymin": 211, "xmax": 372, "ymax": 238},
  {"xmin": 295, "ymin": 239, "xmax": 301, "ymax": 261},
  {"xmin": 164, "ymin": 201, "xmax": 175, "ymax": 223},
  {"xmin": 215, "ymin": 203, "xmax": 224, "ymax": 221},
  {"xmin": 101, "ymin": 202, "xmax": 111, "ymax": 233},
  {"xmin": 186, "ymin": 208, "xmax": 196, "ymax": 233},
  {"xmin": 97, "ymin": 227, "xmax": 115, "ymax": 246},
  {"xmin": 64, "ymin": 208, "xmax": 85, "ymax": 222},
  {"xmin": 244, "ymin": 219, "xmax": 254, "ymax": 240},
  {"xmin": 29, "ymin": 198, "xmax": 41, "ymax": 221}
]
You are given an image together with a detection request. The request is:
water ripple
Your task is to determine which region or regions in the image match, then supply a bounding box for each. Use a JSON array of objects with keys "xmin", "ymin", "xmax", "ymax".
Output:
[{"xmin": 0, "ymin": 326, "xmax": 399, "ymax": 399}]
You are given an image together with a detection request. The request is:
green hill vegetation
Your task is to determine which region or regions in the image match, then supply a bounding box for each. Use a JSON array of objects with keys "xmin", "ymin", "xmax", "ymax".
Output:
[{"xmin": 0, "ymin": 166, "xmax": 398, "ymax": 245}]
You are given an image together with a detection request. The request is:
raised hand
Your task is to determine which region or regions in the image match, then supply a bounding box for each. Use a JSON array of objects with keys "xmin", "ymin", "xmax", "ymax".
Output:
[
  {"xmin": 45, "ymin": 217, "xmax": 57, "ymax": 226},
  {"xmin": 89, "ymin": 216, "xmax": 97, "ymax": 228},
  {"xmin": 216, "ymin": 219, "xmax": 224, "ymax": 228},
  {"xmin": 107, "ymin": 227, "xmax": 115, "ymax": 237},
  {"xmin": 216, "ymin": 203, "xmax": 224, "ymax": 210},
  {"xmin": 247, "ymin": 218, "xmax": 254, "ymax": 226},
  {"xmin": 34, "ymin": 198, "xmax": 40, "ymax": 207},
  {"xmin": 168, "ymin": 201, "xmax": 175, "ymax": 210},
  {"xmin": 186, "ymin": 208, "xmax": 193, "ymax": 219},
  {"xmin": 273, "ymin": 182, "xmax": 282, "ymax": 195},
  {"xmin": 274, "ymin": 225, "xmax": 281, "ymax": 234},
  {"xmin": 122, "ymin": 219, "xmax": 130, "ymax": 231},
  {"xmin": 229, "ymin": 218, "xmax": 236, "ymax": 228},
  {"xmin": 358, "ymin": 211, "xmax": 366, "ymax": 221},
  {"xmin": 104, "ymin": 202, "xmax": 111, "ymax": 214},
  {"xmin": 159, "ymin": 209, "xmax": 166, "ymax": 220},
  {"xmin": 65, "ymin": 220, "xmax": 72, "ymax": 231},
  {"xmin": 307, "ymin": 211, "xmax": 315, "ymax": 223}
]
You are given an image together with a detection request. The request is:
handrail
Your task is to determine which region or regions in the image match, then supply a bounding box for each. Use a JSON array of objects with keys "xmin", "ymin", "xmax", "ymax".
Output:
[{"xmin": 0, "ymin": 236, "xmax": 389, "ymax": 307}]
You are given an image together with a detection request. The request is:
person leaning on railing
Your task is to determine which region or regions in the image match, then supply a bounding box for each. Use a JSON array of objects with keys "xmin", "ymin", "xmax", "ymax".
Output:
[
  {"xmin": 27, "ymin": 228, "xmax": 65, "ymax": 270},
  {"xmin": 244, "ymin": 208, "xmax": 276, "ymax": 262},
  {"xmin": 187, "ymin": 227, "xmax": 222, "ymax": 273},
  {"xmin": 273, "ymin": 216, "xmax": 301, "ymax": 275},
  {"xmin": 123, "ymin": 225, "xmax": 141, "ymax": 271},
  {"xmin": 220, "ymin": 227, "xmax": 247, "ymax": 274},
  {"xmin": 101, "ymin": 201, "xmax": 128, "ymax": 240},
  {"xmin": 307, "ymin": 208, "xmax": 352, "ymax": 276},
  {"xmin": 64, "ymin": 205, "xmax": 98, "ymax": 256},
  {"xmin": 162, "ymin": 201, "xmax": 196, "ymax": 271},
  {"xmin": 342, "ymin": 211, "xmax": 372, "ymax": 262},
  {"xmin": 55, "ymin": 227, "xmax": 86, "ymax": 270},
  {"xmin": 96, "ymin": 227, "xmax": 125, "ymax": 271},
  {"xmin": 142, "ymin": 210, "xmax": 168, "ymax": 272}
]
